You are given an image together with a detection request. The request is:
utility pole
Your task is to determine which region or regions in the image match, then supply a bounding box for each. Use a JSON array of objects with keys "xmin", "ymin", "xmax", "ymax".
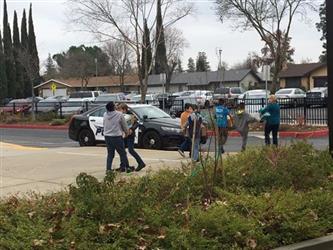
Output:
[
  {"xmin": 95, "ymin": 58, "xmax": 98, "ymax": 77},
  {"xmin": 326, "ymin": 0, "xmax": 333, "ymax": 156},
  {"xmin": 219, "ymin": 49, "xmax": 223, "ymax": 89}
]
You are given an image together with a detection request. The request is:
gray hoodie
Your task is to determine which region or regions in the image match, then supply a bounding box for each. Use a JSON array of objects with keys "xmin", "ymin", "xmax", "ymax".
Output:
[
  {"xmin": 103, "ymin": 111, "xmax": 128, "ymax": 137},
  {"xmin": 234, "ymin": 111, "xmax": 257, "ymax": 133}
]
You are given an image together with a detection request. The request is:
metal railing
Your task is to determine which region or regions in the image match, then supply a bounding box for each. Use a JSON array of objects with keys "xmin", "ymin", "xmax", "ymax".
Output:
[{"xmin": 0, "ymin": 97, "xmax": 328, "ymax": 125}]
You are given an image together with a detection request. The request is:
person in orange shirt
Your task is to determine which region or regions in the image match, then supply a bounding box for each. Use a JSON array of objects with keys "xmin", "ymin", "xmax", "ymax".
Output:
[{"xmin": 178, "ymin": 103, "xmax": 193, "ymax": 157}]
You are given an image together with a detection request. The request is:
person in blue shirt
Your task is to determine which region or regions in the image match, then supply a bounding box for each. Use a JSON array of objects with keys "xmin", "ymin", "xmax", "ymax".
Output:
[
  {"xmin": 260, "ymin": 95, "xmax": 280, "ymax": 146},
  {"xmin": 215, "ymin": 98, "xmax": 230, "ymax": 154}
]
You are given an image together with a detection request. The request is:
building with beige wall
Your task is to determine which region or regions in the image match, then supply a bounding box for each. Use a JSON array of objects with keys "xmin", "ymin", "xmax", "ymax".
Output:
[
  {"xmin": 34, "ymin": 76, "xmax": 139, "ymax": 98},
  {"xmin": 279, "ymin": 63, "xmax": 327, "ymax": 90}
]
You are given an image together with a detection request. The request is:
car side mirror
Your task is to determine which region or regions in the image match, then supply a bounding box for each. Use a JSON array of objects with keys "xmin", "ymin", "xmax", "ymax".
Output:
[
  {"xmin": 143, "ymin": 115, "xmax": 148, "ymax": 121},
  {"xmin": 171, "ymin": 114, "xmax": 176, "ymax": 119}
]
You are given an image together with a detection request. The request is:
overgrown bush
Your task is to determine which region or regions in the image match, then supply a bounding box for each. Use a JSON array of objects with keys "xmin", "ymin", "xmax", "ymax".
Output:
[{"xmin": 1, "ymin": 142, "xmax": 333, "ymax": 249}]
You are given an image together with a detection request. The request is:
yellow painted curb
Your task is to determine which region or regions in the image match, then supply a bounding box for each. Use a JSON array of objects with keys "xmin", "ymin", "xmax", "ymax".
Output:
[{"xmin": 0, "ymin": 142, "xmax": 46, "ymax": 151}]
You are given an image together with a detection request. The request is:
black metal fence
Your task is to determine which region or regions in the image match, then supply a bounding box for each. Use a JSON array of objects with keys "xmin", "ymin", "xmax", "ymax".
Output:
[{"xmin": 0, "ymin": 97, "xmax": 328, "ymax": 126}]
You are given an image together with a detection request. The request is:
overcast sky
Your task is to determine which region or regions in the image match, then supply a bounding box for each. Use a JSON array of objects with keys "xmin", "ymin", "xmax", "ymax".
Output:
[{"xmin": 2, "ymin": 0, "xmax": 324, "ymax": 72}]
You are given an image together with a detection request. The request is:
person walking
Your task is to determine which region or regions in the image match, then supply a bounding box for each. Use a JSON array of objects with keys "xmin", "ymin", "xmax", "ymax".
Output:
[
  {"xmin": 184, "ymin": 104, "xmax": 203, "ymax": 162},
  {"xmin": 103, "ymin": 101, "xmax": 132, "ymax": 173},
  {"xmin": 234, "ymin": 102, "xmax": 257, "ymax": 151},
  {"xmin": 178, "ymin": 103, "xmax": 193, "ymax": 157},
  {"xmin": 119, "ymin": 103, "xmax": 146, "ymax": 172},
  {"xmin": 215, "ymin": 98, "xmax": 230, "ymax": 154},
  {"xmin": 260, "ymin": 95, "xmax": 280, "ymax": 146}
]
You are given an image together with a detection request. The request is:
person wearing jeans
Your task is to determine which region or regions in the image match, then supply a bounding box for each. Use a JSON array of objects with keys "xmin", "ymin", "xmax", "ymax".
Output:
[
  {"xmin": 119, "ymin": 103, "xmax": 146, "ymax": 172},
  {"xmin": 178, "ymin": 103, "xmax": 193, "ymax": 158},
  {"xmin": 103, "ymin": 101, "xmax": 131, "ymax": 172},
  {"xmin": 260, "ymin": 95, "xmax": 281, "ymax": 146}
]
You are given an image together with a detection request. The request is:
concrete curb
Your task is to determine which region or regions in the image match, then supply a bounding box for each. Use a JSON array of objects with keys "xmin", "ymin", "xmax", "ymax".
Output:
[
  {"xmin": 0, "ymin": 124, "xmax": 328, "ymax": 138},
  {"xmin": 273, "ymin": 234, "xmax": 333, "ymax": 250},
  {"xmin": 206, "ymin": 129, "xmax": 328, "ymax": 139},
  {"xmin": 0, "ymin": 124, "xmax": 68, "ymax": 130}
]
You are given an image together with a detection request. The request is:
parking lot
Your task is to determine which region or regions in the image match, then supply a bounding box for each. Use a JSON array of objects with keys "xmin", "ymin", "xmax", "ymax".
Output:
[{"xmin": 0, "ymin": 141, "xmax": 186, "ymax": 198}]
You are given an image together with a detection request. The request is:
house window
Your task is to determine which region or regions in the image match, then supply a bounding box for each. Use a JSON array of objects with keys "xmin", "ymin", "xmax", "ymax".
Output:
[{"xmin": 313, "ymin": 76, "xmax": 327, "ymax": 87}]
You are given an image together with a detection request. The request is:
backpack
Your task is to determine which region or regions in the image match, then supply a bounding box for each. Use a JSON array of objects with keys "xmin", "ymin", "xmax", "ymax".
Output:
[{"xmin": 215, "ymin": 105, "xmax": 228, "ymax": 128}]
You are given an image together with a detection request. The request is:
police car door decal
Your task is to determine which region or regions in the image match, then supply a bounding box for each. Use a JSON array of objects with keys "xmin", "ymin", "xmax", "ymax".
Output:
[{"xmin": 89, "ymin": 116, "xmax": 104, "ymax": 141}]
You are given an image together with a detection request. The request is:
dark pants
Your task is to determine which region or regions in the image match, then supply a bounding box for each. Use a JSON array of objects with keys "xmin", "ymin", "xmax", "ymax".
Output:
[
  {"xmin": 126, "ymin": 137, "xmax": 145, "ymax": 166},
  {"xmin": 105, "ymin": 136, "xmax": 129, "ymax": 171},
  {"xmin": 179, "ymin": 136, "xmax": 191, "ymax": 152},
  {"xmin": 265, "ymin": 124, "xmax": 279, "ymax": 146}
]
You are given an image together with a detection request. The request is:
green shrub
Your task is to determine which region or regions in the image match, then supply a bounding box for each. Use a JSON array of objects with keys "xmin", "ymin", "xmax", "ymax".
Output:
[
  {"xmin": 1, "ymin": 142, "xmax": 333, "ymax": 249},
  {"xmin": 224, "ymin": 142, "xmax": 333, "ymax": 193},
  {"xmin": 49, "ymin": 119, "xmax": 67, "ymax": 126}
]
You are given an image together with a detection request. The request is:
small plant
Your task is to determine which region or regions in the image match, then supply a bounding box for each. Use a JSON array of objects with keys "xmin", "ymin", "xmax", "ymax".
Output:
[{"xmin": 49, "ymin": 119, "xmax": 67, "ymax": 126}]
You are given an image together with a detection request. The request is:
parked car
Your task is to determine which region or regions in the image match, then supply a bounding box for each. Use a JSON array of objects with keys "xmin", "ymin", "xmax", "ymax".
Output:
[
  {"xmin": 174, "ymin": 90, "xmax": 213, "ymax": 108},
  {"xmin": 306, "ymin": 87, "xmax": 328, "ymax": 107},
  {"xmin": 45, "ymin": 95, "xmax": 69, "ymax": 102},
  {"xmin": 26, "ymin": 96, "xmax": 44, "ymax": 103},
  {"xmin": 68, "ymin": 91, "xmax": 102, "ymax": 102},
  {"xmin": 275, "ymin": 88, "xmax": 306, "ymax": 107},
  {"xmin": 58, "ymin": 101, "xmax": 90, "ymax": 116},
  {"xmin": 94, "ymin": 93, "xmax": 125, "ymax": 103},
  {"xmin": 131, "ymin": 94, "xmax": 159, "ymax": 106},
  {"xmin": 238, "ymin": 89, "xmax": 271, "ymax": 120},
  {"xmin": 214, "ymin": 87, "xmax": 244, "ymax": 100},
  {"xmin": 68, "ymin": 104, "xmax": 183, "ymax": 149},
  {"xmin": 0, "ymin": 99, "xmax": 31, "ymax": 114}
]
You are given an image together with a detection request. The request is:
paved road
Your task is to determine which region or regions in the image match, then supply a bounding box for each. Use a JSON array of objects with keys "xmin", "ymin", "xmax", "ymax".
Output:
[{"xmin": 0, "ymin": 128, "xmax": 329, "ymax": 151}]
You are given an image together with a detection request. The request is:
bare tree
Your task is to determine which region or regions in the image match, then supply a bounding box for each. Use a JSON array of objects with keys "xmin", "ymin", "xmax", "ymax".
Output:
[
  {"xmin": 164, "ymin": 27, "xmax": 188, "ymax": 92},
  {"xmin": 68, "ymin": 0, "xmax": 193, "ymax": 101},
  {"xmin": 19, "ymin": 48, "xmax": 40, "ymax": 121},
  {"xmin": 104, "ymin": 40, "xmax": 134, "ymax": 92},
  {"xmin": 215, "ymin": 0, "xmax": 317, "ymax": 91}
]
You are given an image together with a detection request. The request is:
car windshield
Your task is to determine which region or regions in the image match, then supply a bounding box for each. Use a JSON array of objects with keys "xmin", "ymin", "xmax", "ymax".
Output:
[
  {"xmin": 69, "ymin": 92, "xmax": 93, "ymax": 98},
  {"xmin": 95, "ymin": 95, "xmax": 119, "ymax": 102},
  {"xmin": 247, "ymin": 94, "xmax": 267, "ymax": 99},
  {"xmin": 132, "ymin": 106, "xmax": 170, "ymax": 119},
  {"xmin": 230, "ymin": 88, "xmax": 243, "ymax": 94},
  {"xmin": 216, "ymin": 88, "xmax": 229, "ymax": 94},
  {"xmin": 276, "ymin": 89, "xmax": 293, "ymax": 95}
]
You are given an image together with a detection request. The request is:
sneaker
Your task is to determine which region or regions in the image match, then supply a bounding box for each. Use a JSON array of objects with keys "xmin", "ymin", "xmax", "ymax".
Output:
[
  {"xmin": 115, "ymin": 168, "xmax": 126, "ymax": 173},
  {"xmin": 135, "ymin": 164, "xmax": 146, "ymax": 172},
  {"xmin": 126, "ymin": 166, "xmax": 135, "ymax": 173},
  {"xmin": 178, "ymin": 149, "xmax": 185, "ymax": 158}
]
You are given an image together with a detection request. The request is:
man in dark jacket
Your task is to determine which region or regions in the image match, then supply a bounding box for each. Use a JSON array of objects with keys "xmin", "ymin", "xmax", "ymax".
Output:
[
  {"xmin": 260, "ymin": 95, "xmax": 281, "ymax": 146},
  {"xmin": 119, "ymin": 103, "xmax": 146, "ymax": 172}
]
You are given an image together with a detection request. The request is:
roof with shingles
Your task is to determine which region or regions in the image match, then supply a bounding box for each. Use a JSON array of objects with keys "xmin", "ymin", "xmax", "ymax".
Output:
[
  {"xmin": 148, "ymin": 69, "xmax": 258, "ymax": 86},
  {"xmin": 36, "ymin": 75, "xmax": 139, "ymax": 89},
  {"xmin": 278, "ymin": 63, "xmax": 326, "ymax": 78}
]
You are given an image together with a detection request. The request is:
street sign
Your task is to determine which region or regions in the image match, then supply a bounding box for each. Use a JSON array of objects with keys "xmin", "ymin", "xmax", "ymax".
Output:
[{"xmin": 51, "ymin": 83, "xmax": 57, "ymax": 95}]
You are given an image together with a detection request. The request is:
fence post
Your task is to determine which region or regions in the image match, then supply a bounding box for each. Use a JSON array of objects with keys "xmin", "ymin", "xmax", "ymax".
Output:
[
  {"xmin": 35, "ymin": 102, "xmax": 38, "ymax": 114},
  {"xmin": 13, "ymin": 102, "xmax": 16, "ymax": 114},
  {"xmin": 59, "ymin": 102, "xmax": 63, "ymax": 119},
  {"xmin": 85, "ymin": 101, "xmax": 89, "ymax": 112},
  {"xmin": 303, "ymin": 97, "xmax": 307, "ymax": 125},
  {"xmin": 261, "ymin": 98, "xmax": 265, "ymax": 108}
]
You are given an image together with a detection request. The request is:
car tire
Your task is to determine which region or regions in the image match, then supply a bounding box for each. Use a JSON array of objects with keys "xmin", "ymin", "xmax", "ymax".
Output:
[
  {"xmin": 78, "ymin": 129, "xmax": 96, "ymax": 147},
  {"xmin": 142, "ymin": 130, "xmax": 162, "ymax": 150}
]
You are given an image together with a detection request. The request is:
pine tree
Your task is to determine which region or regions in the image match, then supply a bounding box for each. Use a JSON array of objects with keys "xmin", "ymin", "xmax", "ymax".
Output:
[
  {"xmin": 21, "ymin": 9, "xmax": 30, "ymax": 97},
  {"xmin": 0, "ymin": 33, "xmax": 8, "ymax": 99},
  {"xmin": 316, "ymin": 2, "xmax": 327, "ymax": 63},
  {"xmin": 28, "ymin": 4, "xmax": 40, "ymax": 86},
  {"xmin": 3, "ymin": 0, "xmax": 17, "ymax": 97},
  {"xmin": 44, "ymin": 53, "xmax": 57, "ymax": 80},
  {"xmin": 154, "ymin": 0, "xmax": 168, "ymax": 74},
  {"xmin": 141, "ymin": 19, "xmax": 152, "ymax": 79},
  {"xmin": 196, "ymin": 52, "xmax": 210, "ymax": 72},
  {"xmin": 187, "ymin": 57, "xmax": 195, "ymax": 72},
  {"xmin": 13, "ymin": 11, "xmax": 24, "ymax": 97}
]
